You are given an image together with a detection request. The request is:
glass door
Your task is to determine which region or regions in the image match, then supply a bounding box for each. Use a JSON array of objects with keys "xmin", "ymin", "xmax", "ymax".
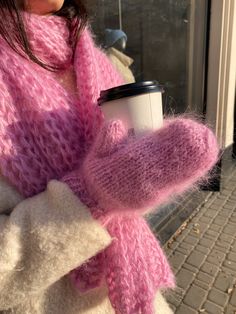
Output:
[{"xmin": 87, "ymin": 0, "xmax": 210, "ymax": 115}]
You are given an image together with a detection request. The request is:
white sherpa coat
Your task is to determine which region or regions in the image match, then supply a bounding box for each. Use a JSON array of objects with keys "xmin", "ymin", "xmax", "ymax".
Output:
[{"xmin": 0, "ymin": 175, "xmax": 173, "ymax": 314}]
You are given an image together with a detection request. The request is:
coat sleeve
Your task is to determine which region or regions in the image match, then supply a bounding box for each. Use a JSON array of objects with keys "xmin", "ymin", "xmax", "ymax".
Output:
[{"xmin": 0, "ymin": 180, "xmax": 112, "ymax": 310}]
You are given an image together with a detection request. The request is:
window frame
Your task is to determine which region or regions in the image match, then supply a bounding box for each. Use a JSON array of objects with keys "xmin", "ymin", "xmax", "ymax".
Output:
[{"xmin": 206, "ymin": 0, "xmax": 236, "ymax": 148}]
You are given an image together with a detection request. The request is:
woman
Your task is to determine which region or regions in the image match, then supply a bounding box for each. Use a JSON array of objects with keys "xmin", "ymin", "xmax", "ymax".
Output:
[{"xmin": 0, "ymin": 1, "xmax": 219, "ymax": 313}]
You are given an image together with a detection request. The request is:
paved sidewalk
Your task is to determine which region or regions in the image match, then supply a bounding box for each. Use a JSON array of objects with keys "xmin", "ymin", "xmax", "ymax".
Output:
[{"xmin": 164, "ymin": 165, "xmax": 236, "ymax": 314}]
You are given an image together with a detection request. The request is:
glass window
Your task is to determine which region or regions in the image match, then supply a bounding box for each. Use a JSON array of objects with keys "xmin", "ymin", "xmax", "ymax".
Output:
[{"xmin": 87, "ymin": 0, "xmax": 209, "ymax": 114}]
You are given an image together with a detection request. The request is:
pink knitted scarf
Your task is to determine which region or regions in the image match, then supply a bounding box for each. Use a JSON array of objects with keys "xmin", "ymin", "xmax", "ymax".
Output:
[{"xmin": 0, "ymin": 13, "xmax": 176, "ymax": 314}]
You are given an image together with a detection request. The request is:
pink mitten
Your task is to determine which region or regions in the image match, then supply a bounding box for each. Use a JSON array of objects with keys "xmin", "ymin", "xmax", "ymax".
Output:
[
  {"xmin": 62, "ymin": 118, "xmax": 219, "ymax": 314},
  {"xmin": 79, "ymin": 118, "xmax": 219, "ymax": 214}
]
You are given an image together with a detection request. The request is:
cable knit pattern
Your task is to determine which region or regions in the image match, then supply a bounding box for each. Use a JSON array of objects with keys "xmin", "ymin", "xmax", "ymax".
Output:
[
  {"xmin": 0, "ymin": 14, "xmax": 123, "ymax": 197},
  {"xmin": 0, "ymin": 12, "xmax": 219, "ymax": 314},
  {"xmin": 23, "ymin": 12, "xmax": 73, "ymax": 69},
  {"xmin": 62, "ymin": 172, "xmax": 176, "ymax": 314}
]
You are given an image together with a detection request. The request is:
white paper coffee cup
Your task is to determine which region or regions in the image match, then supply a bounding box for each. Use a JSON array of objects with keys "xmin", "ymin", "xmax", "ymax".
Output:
[{"xmin": 98, "ymin": 81, "xmax": 164, "ymax": 134}]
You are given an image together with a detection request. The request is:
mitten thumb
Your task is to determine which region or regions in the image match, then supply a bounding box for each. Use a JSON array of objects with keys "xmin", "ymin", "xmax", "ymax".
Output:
[{"xmin": 90, "ymin": 120, "xmax": 128, "ymax": 157}]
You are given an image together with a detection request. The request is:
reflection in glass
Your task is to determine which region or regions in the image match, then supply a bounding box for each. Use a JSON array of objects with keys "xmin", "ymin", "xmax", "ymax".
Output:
[{"xmin": 88, "ymin": 0, "xmax": 209, "ymax": 114}]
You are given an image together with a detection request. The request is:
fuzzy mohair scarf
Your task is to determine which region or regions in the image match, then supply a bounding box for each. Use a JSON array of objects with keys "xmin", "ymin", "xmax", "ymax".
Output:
[{"xmin": 0, "ymin": 13, "xmax": 219, "ymax": 314}]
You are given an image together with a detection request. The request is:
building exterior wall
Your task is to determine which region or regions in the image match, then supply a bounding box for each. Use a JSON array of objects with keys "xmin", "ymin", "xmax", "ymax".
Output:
[{"xmin": 206, "ymin": 0, "xmax": 236, "ymax": 148}]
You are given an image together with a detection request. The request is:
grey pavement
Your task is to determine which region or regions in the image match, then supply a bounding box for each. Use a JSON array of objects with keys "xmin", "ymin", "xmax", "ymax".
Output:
[{"xmin": 164, "ymin": 164, "xmax": 236, "ymax": 314}]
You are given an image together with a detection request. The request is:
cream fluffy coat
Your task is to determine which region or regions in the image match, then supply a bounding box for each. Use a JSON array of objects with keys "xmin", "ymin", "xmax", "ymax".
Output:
[{"xmin": 0, "ymin": 176, "xmax": 173, "ymax": 313}]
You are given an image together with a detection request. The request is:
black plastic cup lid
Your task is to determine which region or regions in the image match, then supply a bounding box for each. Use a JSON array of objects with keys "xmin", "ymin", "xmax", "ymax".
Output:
[{"xmin": 98, "ymin": 81, "xmax": 164, "ymax": 106}]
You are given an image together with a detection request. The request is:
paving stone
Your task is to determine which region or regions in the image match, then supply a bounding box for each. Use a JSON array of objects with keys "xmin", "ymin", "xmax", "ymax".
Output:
[
  {"xmin": 176, "ymin": 304, "xmax": 197, "ymax": 314},
  {"xmin": 228, "ymin": 252, "xmax": 236, "ymax": 262},
  {"xmin": 208, "ymin": 205, "xmax": 221, "ymax": 212},
  {"xmin": 230, "ymin": 288, "xmax": 236, "ymax": 307},
  {"xmin": 175, "ymin": 246, "xmax": 190, "ymax": 256},
  {"xmin": 176, "ymin": 268, "xmax": 195, "ymax": 290},
  {"xmin": 208, "ymin": 288, "xmax": 229, "ymax": 307},
  {"xmin": 204, "ymin": 210, "xmax": 217, "ymax": 218},
  {"xmin": 169, "ymin": 251, "xmax": 186, "ymax": 271},
  {"xmin": 201, "ymin": 262, "xmax": 219, "ymax": 276},
  {"xmin": 225, "ymin": 304, "xmax": 236, "ymax": 314},
  {"xmin": 225, "ymin": 198, "xmax": 236, "ymax": 203},
  {"xmin": 206, "ymin": 249, "xmax": 226, "ymax": 266},
  {"xmin": 222, "ymin": 198, "xmax": 234, "ymax": 206},
  {"xmin": 199, "ymin": 238, "xmax": 215, "ymax": 248},
  {"xmin": 194, "ymin": 279, "xmax": 209, "ymax": 290},
  {"xmin": 186, "ymin": 250, "xmax": 206, "ymax": 268},
  {"xmin": 214, "ymin": 272, "xmax": 235, "ymax": 292},
  {"xmin": 205, "ymin": 229, "xmax": 219, "ymax": 240},
  {"xmin": 183, "ymin": 235, "xmax": 199, "ymax": 246},
  {"xmin": 223, "ymin": 203, "xmax": 234, "ymax": 211},
  {"xmin": 195, "ymin": 244, "xmax": 210, "ymax": 255},
  {"xmin": 223, "ymin": 260, "xmax": 236, "ymax": 271},
  {"xmin": 184, "ymin": 285, "xmax": 207, "ymax": 309},
  {"xmin": 209, "ymin": 223, "xmax": 222, "ymax": 232},
  {"xmin": 225, "ymin": 201, "xmax": 236, "ymax": 208},
  {"xmin": 173, "ymin": 286, "xmax": 186, "ymax": 298},
  {"xmin": 220, "ymin": 185, "xmax": 233, "ymax": 191},
  {"xmin": 220, "ymin": 192, "xmax": 231, "ymax": 199},
  {"xmin": 215, "ymin": 240, "xmax": 231, "ymax": 252},
  {"xmin": 213, "ymin": 216, "xmax": 228, "ymax": 226},
  {"xmin": 222, "ymin": 205, "xmax": 234, "ymax": 212},
  {"xmin": 165, "ymin": 291, "xmax": 182, "ymax": 308},
  {"xmin": 223, "ymin": 184, "xmax": 235, "ymax": 189},
  {"xmin": 183, "ymin": 263, "xmax": 198, "ymax": 273},
  {"xmin": 199, "ymin": 216, "xmax": 211, "ymax": 223},
  {"xmin": 223, "ymin": 224, "xmax": 236, "ymax": 236},
  {"xmin": 221, "ymin": 266, "xmax": 236, "ymax": 276},
  {"xmin": 219, "ymin": 233, "xmax": 234, "ymax": 243},
  {"xmin": 217, "ymin": 194, "xmax": 228, "ymax": 199},
  {"xmin": 218, "ymin": 210, "xmax": 232, "ymax": 218},
  {"xmin": 221, "ymin": 186, "xmax": 233, "ymax": 192},
  {"xmin": 212, "ymin": 198, "xmax": 226, "ymax": 206},
  {"xmin": 179, "ymin": 242, "xmax": 194, "ymax": 251},
  {"xmin": 197, "ymin": 271, "xmax": 214, "ymax": 285},
  {"xmin": 202, "ymin": 300, "xmax": 224, "ymax": 314},
  {"xmin": 163, "ymin": 165, "xmax": 236, "ymax": 313}
]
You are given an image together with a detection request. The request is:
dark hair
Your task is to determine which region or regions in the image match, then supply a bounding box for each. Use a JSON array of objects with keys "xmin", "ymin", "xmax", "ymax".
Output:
[{"xmin": 0, "ymin": 0, "xmax": 88, "ymax": 70}]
